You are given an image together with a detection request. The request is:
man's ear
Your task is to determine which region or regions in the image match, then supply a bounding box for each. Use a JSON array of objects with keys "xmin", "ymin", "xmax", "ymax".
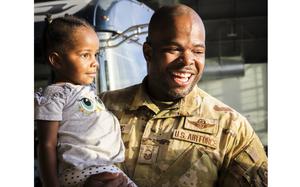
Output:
[
  {"xmin": 48, "ymin": 52, "xmax": 62, "ymax": 69},
  {"xmin": 143, "ymin": 42, "xmax": 152, "ymax": 63}
]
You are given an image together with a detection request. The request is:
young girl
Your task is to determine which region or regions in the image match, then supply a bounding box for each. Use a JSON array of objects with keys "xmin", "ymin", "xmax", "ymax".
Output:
[{"xmin": 35, "ymin": 15, "xmax": 135, "ymax": 187}]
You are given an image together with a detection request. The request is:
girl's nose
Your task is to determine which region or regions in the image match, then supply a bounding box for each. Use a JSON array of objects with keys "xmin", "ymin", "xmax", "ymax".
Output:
[{"xmin": 91, "ymin": 56, "xmax": 99, "ymax": 68}]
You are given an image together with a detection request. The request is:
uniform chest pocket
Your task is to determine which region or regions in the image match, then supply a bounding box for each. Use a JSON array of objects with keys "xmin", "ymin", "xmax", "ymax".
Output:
[{"xmin": 155, "ymin": 144, "xmax": 218, "ymax": 187}]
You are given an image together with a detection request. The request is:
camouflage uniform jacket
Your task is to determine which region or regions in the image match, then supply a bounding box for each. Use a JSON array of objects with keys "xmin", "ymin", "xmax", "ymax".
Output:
[{"xmin": 100, "ymin": 82, "xmax": 267, "ymax": 187}]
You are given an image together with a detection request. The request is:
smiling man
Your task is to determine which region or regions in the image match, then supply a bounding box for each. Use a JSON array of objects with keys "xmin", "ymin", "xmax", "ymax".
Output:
[
  {"xmin": 145, "ymin": 5, "xmax": 206, "ymax": 101},
  {"xmin": 100, "ymin": 4, "xmax": 268, "ymax": 187}
]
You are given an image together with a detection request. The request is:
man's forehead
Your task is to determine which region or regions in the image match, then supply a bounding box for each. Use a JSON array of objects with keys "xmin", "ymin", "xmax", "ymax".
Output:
[
  {"xmin": 150, "ymin": 19, "xmax": 205, "ymax": 44},
  {"xmin": 148, "ymin": 5, "xmax": 205, "ymax": 46},
  {"xmin": 157, "ymin": 38, "xmax": 205, "ymax": 48},
  {"xmin": 153, "ymin": 15, "xmax": 203, "ymax": 34},
  {"xmin": 150, "ymin": 5, "xmax": 203, "ymax": 29}
]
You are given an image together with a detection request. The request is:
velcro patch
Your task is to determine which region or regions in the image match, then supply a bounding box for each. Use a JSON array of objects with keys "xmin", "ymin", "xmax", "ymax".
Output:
[
  {"xmin": 172, "ymin": 129, "xmax": 217, "ymax": 149},
  {"xmin": 184, "ymin": 117, "xmax": 218, "ymax": 134},
  {"xmin": 120, "ymin": 123, "xmax": 132, "ymax": 134},
  {"xmin": 137, "ymin": 144, "xmax": 159, "ymax": 164}
]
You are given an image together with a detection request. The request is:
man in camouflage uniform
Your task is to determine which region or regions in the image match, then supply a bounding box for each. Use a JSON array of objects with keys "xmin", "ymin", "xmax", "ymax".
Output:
[{"xmin": 100, "ymin": 4, "xmax": 267, "ymax": 187}]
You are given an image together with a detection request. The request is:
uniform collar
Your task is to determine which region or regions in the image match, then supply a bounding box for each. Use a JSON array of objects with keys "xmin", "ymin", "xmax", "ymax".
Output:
[
  {"xmin": 129, "ymin": 78, "xmax": 161, "ymax": 114},
  {"xmin": 178, "ymin": 85, "xmax": 203, "ymax": 116},
  {"xmin": 129, "ymin": 78, "xmax": 204, "ymax": 117}
]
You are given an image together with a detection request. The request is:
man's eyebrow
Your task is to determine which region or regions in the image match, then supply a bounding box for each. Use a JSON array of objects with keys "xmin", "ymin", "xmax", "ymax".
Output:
[
  {"xmin": 159, "ymin": 41, "xmax": 181, "ymax": 46},
  {"xmin": 160, "ymin": 40, "xmax": 205, "ymax": 48},
  {"xmin": 193, "ymin": 42, "xmax": 206, "ymax": 48}
]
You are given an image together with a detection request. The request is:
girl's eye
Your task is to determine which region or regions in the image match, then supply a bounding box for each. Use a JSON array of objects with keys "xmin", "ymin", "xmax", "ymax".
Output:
[{"xmin": 81, "ymin": 53, "xmax": 90, "ymax": 59}]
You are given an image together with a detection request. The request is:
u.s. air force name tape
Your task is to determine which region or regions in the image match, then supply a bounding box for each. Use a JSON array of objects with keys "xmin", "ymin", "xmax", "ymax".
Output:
[{"xmin": 172, "ymin": 129, "xmax": 217, "ymax": 148}]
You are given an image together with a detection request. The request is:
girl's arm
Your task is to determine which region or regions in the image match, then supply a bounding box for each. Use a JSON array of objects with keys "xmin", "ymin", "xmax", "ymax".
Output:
[{"xmin": 37, "ymin": 120, "xmax": 60, "ymax": 187}]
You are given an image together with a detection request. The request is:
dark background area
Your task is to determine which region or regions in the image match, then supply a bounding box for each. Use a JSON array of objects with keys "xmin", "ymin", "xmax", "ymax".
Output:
[{"xmin": 138, "ymin": 0, "xmax": 267, "ymax": 64}]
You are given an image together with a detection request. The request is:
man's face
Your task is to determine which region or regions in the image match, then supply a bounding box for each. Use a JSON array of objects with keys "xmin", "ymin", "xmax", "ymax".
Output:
[{"xmin": 145, "ymin": 14, "xmax": 206, "ymax": 100}]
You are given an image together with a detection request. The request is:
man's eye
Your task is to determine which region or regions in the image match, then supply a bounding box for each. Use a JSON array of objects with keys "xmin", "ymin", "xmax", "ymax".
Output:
[
  {"xmin": 94, "ymin": 52, "xmax": 100, "ymax": 58},
  {"xmin": 162, "ymin": 47, "xmax": 181, "ymax": 54},
  {"xmin": 193, "ymin": 49, "xmax": 205, "ymax": 55}
]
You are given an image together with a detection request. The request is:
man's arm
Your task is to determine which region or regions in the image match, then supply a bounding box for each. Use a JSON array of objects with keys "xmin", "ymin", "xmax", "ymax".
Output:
[
  {"xmin": 37, "ymin": 120, "xmax": 60, "ymax": 187},
  {"xmin": 219, "ymin": 118, "xmax": 268, "ymax": 187}
]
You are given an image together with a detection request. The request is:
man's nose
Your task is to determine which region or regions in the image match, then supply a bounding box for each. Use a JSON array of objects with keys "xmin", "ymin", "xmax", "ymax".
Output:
[{"xmin": 181, "ymin": 50, "xmax": 194, "ymax": 65}]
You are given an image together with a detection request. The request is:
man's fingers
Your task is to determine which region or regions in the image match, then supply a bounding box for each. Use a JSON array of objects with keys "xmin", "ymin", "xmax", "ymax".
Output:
[
  {"xmin": 127, "ymin": 182, "xmax": 136, "ymax": 187},
  {"xmin": 88, "ymin": 172, "xmax": 120, "ymax": 182},
  {"xmin": 103, "ymin": 173, "xmax": 128, "ymax": 187},
  {"xmin": 117, "ymin": 174, "xmax": 128, "ymax": 187},
  {"xmin": 85, "ymin": 172, "xmax": 129, "ymax": 187}
]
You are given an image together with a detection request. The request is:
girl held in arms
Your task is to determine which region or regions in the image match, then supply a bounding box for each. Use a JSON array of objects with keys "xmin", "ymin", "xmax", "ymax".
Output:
[{"xmin": 35, "ymin": 15, "xmax": 135, "ymax": 187}]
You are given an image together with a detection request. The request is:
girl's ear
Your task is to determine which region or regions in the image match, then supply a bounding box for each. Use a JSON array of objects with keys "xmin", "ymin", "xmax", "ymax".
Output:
[{"xmin": 48, "ymin": 52, "xmax": 62, "ymax": 69}]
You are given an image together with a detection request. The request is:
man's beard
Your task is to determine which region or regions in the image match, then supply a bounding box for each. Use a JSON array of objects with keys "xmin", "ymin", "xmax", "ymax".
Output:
[{"xmin": 166, "ymin": 79, "xmax": 198, "ymax": 100}]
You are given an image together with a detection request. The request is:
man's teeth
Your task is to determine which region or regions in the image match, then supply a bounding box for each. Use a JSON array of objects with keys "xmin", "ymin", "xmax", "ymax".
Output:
[
  {"xmin": 172, "ymin": 72, "xmax": 192, "ymax": 83},
  {"xmin": 172, "ymin": 72, "xmax": 191, "ymax": 78},
  {"xmin": 174, "ymin": 77, "xmax": 188, "ymax": 82}
]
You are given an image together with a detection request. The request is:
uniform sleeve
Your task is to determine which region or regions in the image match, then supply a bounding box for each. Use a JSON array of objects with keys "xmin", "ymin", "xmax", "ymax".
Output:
[
  {"xmin": 219, "ymin": 117, "xmax": 268, "ymax": 187},
  {"xmin": 34, "ymin": 85, "xmax": 67, "ymax": 121}
]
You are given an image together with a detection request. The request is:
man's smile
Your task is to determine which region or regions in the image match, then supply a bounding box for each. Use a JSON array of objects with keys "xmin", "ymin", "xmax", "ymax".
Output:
[{"xmin": 169, "ymin": 70, "xmax": 195, "ymax": 87}]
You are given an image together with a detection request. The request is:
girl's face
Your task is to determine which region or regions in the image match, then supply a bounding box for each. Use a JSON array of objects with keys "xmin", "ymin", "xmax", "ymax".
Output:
[{"xmin": 55, "ymin": 27, "xmax": 100, "ymax": 85}]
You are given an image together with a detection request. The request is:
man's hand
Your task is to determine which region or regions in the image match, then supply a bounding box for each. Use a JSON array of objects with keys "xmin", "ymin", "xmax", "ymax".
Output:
[{"xmin": 83, "ymin": 172, "xmax": 129, "ymax": 187}]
